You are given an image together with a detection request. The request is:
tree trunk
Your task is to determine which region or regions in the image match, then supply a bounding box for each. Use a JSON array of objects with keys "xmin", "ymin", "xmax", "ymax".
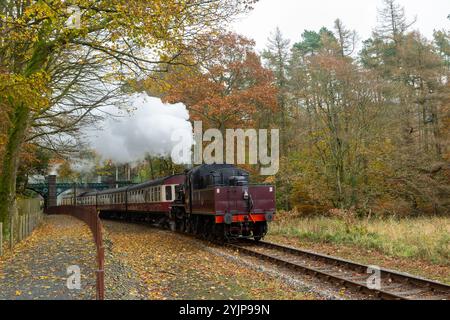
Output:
[
  {"xmin": 0, "ymin": 103, "xmax": 31, "ymax": 234},
  {"xmin": 0, "ymin": 41, "xmax": 50, "ymax": 234}
]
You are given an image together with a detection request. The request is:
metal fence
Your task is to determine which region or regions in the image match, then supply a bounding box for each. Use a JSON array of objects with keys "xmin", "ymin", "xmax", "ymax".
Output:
[
  {"xmin": 0, "ymin": 198, "xmax": 45, "ymax": 257},
  {"xmin": 46, "ymin": 206, "xmax": 105, "ymax": 300}
]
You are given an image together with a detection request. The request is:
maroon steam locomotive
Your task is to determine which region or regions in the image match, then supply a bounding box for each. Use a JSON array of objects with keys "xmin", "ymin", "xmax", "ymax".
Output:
[{"xmin": 60, "ymin": 164, "xmax": 276, "ymax": 240}]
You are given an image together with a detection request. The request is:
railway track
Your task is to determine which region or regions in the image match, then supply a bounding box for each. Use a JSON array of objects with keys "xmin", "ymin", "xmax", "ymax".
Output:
[{"xmin": 226, "ymin": 240, "xmax": 450, "ymax": 300}]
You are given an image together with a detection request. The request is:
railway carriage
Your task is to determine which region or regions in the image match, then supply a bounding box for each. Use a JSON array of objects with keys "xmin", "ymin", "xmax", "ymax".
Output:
[{"xmin": 59, "ymin": 164, "xmax": 276, "ymax": 240}]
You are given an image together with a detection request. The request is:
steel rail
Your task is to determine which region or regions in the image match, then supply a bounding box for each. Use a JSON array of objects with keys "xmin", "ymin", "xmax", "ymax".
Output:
[{"xmin": 227, "ymin": 240, "xmax": 450, "ymax": 300}]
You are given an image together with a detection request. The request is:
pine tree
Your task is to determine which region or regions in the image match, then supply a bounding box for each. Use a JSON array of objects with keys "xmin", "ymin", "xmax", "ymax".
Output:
[
  {"xmin": 262, "ymin": 28, "xmax": 291, "ymax": 153},
  {"xmin": 375, "ymin": 0, "xmax": 416, "ymax": 44}
]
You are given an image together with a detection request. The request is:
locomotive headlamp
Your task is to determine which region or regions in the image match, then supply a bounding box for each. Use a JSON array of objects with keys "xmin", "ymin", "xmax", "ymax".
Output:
[{"xmin": 265, "ymin": 212, "xmax": 274, "ymax": 222}]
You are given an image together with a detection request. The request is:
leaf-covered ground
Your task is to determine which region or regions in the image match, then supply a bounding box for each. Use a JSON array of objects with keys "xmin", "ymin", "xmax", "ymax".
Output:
[
  {"xmin": 0, "ymin": 216, "xmax": 319, "ymax": 300},
  {"xmin": 0, "ymin": 215, "xmax": 97, "ymax": 300},
  {"xmin": 103, "ymin": 221, "xmax": 318, "ymax": 300}
]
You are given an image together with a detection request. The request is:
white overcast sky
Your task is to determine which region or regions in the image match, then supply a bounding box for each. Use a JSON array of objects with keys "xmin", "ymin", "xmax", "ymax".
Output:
[{"xmin": 232, "ymin": 0, "xmax": 450, "ymax": 50}]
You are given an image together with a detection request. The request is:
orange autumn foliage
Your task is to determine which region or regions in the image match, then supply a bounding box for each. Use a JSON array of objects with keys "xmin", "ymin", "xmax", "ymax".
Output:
[{"xmin": 152, "ymin": 33, "xmax": 278, "ymax": 129}]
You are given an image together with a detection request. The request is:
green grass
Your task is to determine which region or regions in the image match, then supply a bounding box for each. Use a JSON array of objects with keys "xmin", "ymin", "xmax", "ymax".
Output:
[{"xmin": 269, "ymin": 213, "xmax": 450, "ymax": 265}]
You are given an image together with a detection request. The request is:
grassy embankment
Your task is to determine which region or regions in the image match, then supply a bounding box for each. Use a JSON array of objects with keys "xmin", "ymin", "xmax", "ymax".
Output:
[{"xmin": 268, "ymin": 212, "xmax": 449, "ymax": 266}]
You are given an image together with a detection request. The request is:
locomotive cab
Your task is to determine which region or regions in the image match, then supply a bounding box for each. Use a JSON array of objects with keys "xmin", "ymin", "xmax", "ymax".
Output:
[{"xmin": 180, "ymin": 164, "xmax": 275, "ymax": 241}]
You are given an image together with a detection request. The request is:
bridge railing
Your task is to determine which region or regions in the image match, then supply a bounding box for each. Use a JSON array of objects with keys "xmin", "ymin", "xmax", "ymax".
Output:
[{"xmin": 46, "ymin": 206, "xmax": 105, "ymax": 300}]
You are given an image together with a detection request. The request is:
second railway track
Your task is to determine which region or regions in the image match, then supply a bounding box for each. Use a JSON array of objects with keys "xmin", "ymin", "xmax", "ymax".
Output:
[{"xmin": 226, "ymin": 240, "xmax": 450, "ymax": 300}]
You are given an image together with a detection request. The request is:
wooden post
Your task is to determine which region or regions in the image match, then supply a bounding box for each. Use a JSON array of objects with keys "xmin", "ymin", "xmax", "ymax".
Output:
[
  {"xmin": 21, "ymin": 216, "xmax": 23, "ymax": 240},
  {"xmin": 18, "ymin": 217, "xmax": 21, "ymax": 241},
  {"xmin": 0, "ymin": 222, "xmax": 3, "ymax": 257},
  {"xmin": 10, "ymin": 214, "xmax": 13, "ymax": 250}
]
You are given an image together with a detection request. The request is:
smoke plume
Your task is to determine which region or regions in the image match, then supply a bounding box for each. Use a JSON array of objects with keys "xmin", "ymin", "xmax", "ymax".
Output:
[{"xmin": 87, "ymin": 93, "xmax": 193, "ymax": 164}]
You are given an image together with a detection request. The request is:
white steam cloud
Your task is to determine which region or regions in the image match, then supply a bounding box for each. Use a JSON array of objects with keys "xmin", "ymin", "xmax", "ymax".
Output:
[{"xmin": 87, "ymin": 93, "xmax": 193, "ymax": 164}]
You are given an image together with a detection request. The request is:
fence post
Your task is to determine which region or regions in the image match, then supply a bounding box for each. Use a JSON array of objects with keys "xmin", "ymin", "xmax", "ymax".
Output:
[
  {"xmin": 0, "ymin": 222, "xmax": 3, "ymax": 257},
  {"xmin": 17, "ymin": 216, "xmax": 20, "ymax": 241},
  {"xmin": 20, "ymin": 216, "xmax": 23, "ymax": 241},
  {"xmin": 21, "ymin": 216, "xmax": 24, "ymax": 240},
  {"xmin": 10, "ymin": 214, "xmax": 13, "ymax": 250}
]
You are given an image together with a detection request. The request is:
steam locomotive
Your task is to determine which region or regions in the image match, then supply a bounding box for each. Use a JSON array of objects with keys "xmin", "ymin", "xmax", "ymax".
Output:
[{"xmin": 60, "ymin": 164, "xmax": 276, "ymax": 240}]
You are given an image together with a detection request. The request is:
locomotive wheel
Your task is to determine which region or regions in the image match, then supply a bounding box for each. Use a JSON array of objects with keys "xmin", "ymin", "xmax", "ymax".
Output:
[
  {"xmin": 214, "ymin": 224, "xmax": 225, "ymax": 243},
  {"xmin": 191, "ymin": 216, "xmax": 199, "ymax": 235},
  {"xmin": 203, "ymin": 217, "xmax": 214, "ymax": 240},
  {"xmin": 184, "ymin": 218, "xmax": 191, "ymax": 234},
  {"xmin": 253, "ymin": 222, "xmax": 268, "ymax": 241},
  {"xmin": 178, "ymin": 219, "xmax": 186, "ymax": 232}
]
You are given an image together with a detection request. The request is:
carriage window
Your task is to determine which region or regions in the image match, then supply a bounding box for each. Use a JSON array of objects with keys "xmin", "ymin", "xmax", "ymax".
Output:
[{"xmin": 165, "ymin": 186, "xmax": 172, "ymax": 201}]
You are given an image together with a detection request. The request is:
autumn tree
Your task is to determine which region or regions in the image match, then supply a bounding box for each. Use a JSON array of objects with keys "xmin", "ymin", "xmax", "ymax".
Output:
[
  {"xmin": 359, "ymin": 0, "xmax": 449, "ymax": 214},
  {"xmin": 289, "ymin": 33, "xmax": 386, "ymax": 210},
  {"xmin": 150, "ymin": 32, "xmax": 277, "ymax": 131},
  {"xmin": 0, "ymin": 0, "xmax": 256, "ymax": 233}
]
